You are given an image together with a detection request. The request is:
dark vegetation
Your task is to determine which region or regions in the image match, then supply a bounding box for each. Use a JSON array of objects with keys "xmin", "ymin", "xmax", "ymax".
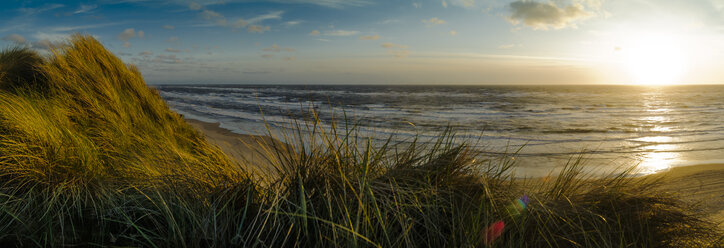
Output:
[{"xmin": 0, "ymin": 35, "xmax": 720, "ymax": 247}]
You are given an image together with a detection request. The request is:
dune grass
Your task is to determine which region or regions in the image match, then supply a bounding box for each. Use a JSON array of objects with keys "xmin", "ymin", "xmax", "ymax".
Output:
[{"xmin": 0, "ymin": 35, "xmax": 721, "ymax": 247}]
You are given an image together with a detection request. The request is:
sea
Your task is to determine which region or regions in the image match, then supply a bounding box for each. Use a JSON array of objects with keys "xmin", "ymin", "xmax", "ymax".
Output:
[{"xmin": 156, "ymin": 84, "xmax": 724, "ymax": 177}]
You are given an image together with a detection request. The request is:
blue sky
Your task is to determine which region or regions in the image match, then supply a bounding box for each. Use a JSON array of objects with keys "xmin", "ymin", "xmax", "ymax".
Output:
[{"xmin": 1, "ymin": 0, "xmax": 723, "ymax": 84}]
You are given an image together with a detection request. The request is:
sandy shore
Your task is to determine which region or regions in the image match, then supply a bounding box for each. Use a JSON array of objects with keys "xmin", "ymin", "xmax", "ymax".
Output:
[
  {"xmin": 188, "ymin": 118, "xmax": 724, "ymax": 227},
  {"xmin": 187, "ymin": 119, "xmax": 284, "ymax": 176},
  {"xmin": 645, "ymin": 164, "xmax": 724, "ymax": 229}
]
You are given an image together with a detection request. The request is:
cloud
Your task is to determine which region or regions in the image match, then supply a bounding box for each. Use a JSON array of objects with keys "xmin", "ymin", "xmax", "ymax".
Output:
[
  {"xmin": 284, "ymin": 56, "xmax": 295, "ymax": 61},
  {"xmin": 422, "ymin": 17, "xmax": 446, "ymax": 27},
  {"xmin": 359, "ymin": 35, "xmax": 380, "ymax": 40},
  {"xmin": 201, "ymin": 10, "xmax": 227, "ymax": 26},
  {"xmin": 2, "ymin": 34, "xmax": 27, "ymax": 45},
  {"xmin": 263, "ymin": 44, "xmax": 281, "ymax": 52},
  {"xmin": 18, "ymin": 4, "xmax": 64, "ymax": 15},
  {"xmin": 73, "ymin": 4, "xmax": 97, "ymax": 14},
  {"xmin": 153, "ymin": 54, "xmax": 182, "ymax": 64},
  {"xmin": 32, "ymin": 39, "xmax": 55, "ymax": 50},
  {"xmin": 263, "ymin": 44, "xmax": 296, "ymax": 52},
  {"xmin": 166, "ymin": 48, "xmax": 182, "ymax": 53},
  {"xmin": 449, "ymin": 30, "xmax": 457, "ymax": 36},
  {"xmin": 381, "ymin": 42, "xmax": 408, "ymax": 49},
  {"xmin": 123, "ymin": 42, "xmax": 131, "ymax": 48},
  {"xmin": 309, "ymin": 30, "xmax": 320, "ymax": 35},
  {"xmin": 507, "ymin": 0, "xmax": 594, "ymax": 30},
  {"xmin": 117, "ymin": 28, "xmax": 136, "ymax": 41},
  {"xmin": 262, "ymin": 0, "xmax": 371, "ymax": 8},
  {"xmin": 247, "ymin": 11, "xmax": 283, "ymax": 24},
  {"xmin": 189, "ymin": 2, "xmax": 202, "ymax": 10},
  {"xmin": 498, "ymin": 44, "xmax": 516, "ymax": 49},
  {"xmin": 138, "ymin": 30, "xmax": 145, "ymax": 38},
  {"xmin": 442, "ymin": 0, "xmax": 448, "ymax": 8},
  {"xmin": 162, "ymin": 25, "xmax": 175, "ymax": 30},
  {"xmin": 261, "ymin": 54, "xmax": 274, "ymax": 58},
  {"xmin": 247, "ymin": 25, "xmax": 270, "ymax": 33},
  {"xmin": 378, "ymin": 19, "xmax": 400, "ymax": 24},
  {"xmin": 139, "ymin": 51, "xmax": 153, "ymax": 56},
  {"xmin": 168, "ymin": 36, "xmax": 179, "ymax": 42},
  {"xmin": 284, "ymin": 20, "xmax": 302, "ymax": 26},
  {"xmin": 194, "ymin": 8, "xmax": 279, "ymax": 33},
  {"xmin": 324, "ymin": 30, "xmax": 360, "ymax": 36},
  {"xmin": 450, "ymin": 0, "xmax": 475, "ymax": 8},
  {"xmin": 50, "ymin": 22, "xmax": 122, "ymax": 32},
  {"xmin": 390, "ymin": 50, "xmax": 409, "ymax": 58},
  {"xmin": 381, "ymin": 42, "xmax": 409, "ymax": 58},
  {"xmin": 32, "ymin": 32, "xmax": 70, "ymax": 43},
  {"xmin": 412, "ymin": 3, "xmax": 421, "ymax": 8}
]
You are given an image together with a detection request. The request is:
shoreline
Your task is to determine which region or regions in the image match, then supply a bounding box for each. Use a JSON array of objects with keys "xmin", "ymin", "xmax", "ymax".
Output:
[
  {"xmin": 187, "ymin": 118, "xmax": 724, "ymax": 227},
  {"xmin": 186, "ymin": 119, "xmax": 282, "ymax": 175}
]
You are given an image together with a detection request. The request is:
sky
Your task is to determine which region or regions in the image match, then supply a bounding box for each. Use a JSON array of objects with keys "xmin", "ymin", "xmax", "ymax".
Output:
[{"xmin": 1, "ymin": 0, "xmax": 723, "ymax": 85}]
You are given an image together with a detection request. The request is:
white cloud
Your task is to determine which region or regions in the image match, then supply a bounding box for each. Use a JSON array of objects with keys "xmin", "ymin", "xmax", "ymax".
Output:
[
  {"xmin": 359, "ymin": 35, "xmax": 380, "ymax": 40},
  {"xmin": 189, "ymin": 2, "xmax": 202, "ymax": 10},
  {"xmin": 309, "ymin": 30, "xmax": 320, "ymax": 35},
  {"xmin": 247, "ymin": 25, "xmax": 270, "ymax": 33},
  {"xmin": 2, "ymin": 34, "xmax": 27, "ymax": 44},
  {"xmin": 32, "ymin": 32, "xmax": 70, "ymax": 43},
  {"xmin": 153, "ymin": 54, "xmax": 182, "ymax": 64},
  {"xmin": 32, "ymin": 39, "xmax": 55, "ymax": 50},
  {"xmin": 73, "ymin": 4, "xmax": 97, "ymax": 14},
  {"xmin": 138, "ymin": 30, "xmax": 145, "ymax": 38},
  {"xmin": 449, "ymin": 30, "xmax": 457, "ymax": 36},
  {"xmin": 449, "ymin": 0, "xmax": 475, "ymax": 8},
  {"xmin": 18, "ymin": 4, "xmax": 64, "ymax": 15},
  {"xmin": 249, "ymin": 0, "xmax": 370, "ymax": 8},
  {"xmin": 381, "ymin": 42, "xmax": 410, "ymax": 58},
  {"xmin": 247, "ymin": 11, "xmax": 283, "ymax": 24},
  {"xmin": 123, "ymin": 42, "xmax": 131, "ymax": 48},
  {"xmin": 498, "ymin": 44, "xmax": 516, "ymax": 49},
  {"xmin": 442, "ymin": 0, "xmax": 448, "ymax": 8},
  {"xmin": 422, "ymin": 17, "xmax": 446, "ymax": 27},
  {"xmin": 139, "ymin": 51, "xmax": 153, "ymax": 56},
  {"xmin": 390, "ymin": 50, "xmax": 409, "ymax": 58},
  {"xmin": 50, "ymin": 22, "xmax": 122, "ymax": 32},
  {"xmin": 162, "ymin": 25, "xmax": 175, "ymax": 30},
  {"xmin": 201, "ymin": 9, "xmax": 227, "ymax": 26},
  {"xmin": 117, "ymin": 28, "xmax": 136, "ymax": 41},
  {"xmin": 507, "ymin": 0, "xmax": 594, "ymax": 30},
  {"xmin": 168, "ymin": 36, "xmax": 179, "ymax": 42},
  {"xmin": 324, "ymin": 30, "xmax": 360, "ymax": 36},
  {"xmin": 263, "ymin": 44, "xmax": 296, "ymax": 52},
  {"xmin": 412, "ymin": 2, "xmax": 422, "ymax": 8},
  {"xmin": 284, "ymin": 20, "xmax": 302, "ymax": 26},
  {"xmin": 381, "ymin": 42, "xmax": 408, "ymax": 49}
]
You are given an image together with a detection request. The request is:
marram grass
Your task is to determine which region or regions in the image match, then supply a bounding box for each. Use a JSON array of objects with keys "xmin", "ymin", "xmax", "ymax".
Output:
[{"xmin": 0, "ymin": 35, "xmax": 721, "ymax": 247}]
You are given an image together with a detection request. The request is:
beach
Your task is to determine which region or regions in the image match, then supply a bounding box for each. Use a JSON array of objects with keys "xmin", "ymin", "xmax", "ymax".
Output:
[
  {"xmin": 646, "ymin": 163, "xmax": 724, "ymax": 229},
  {"xmin": 187, "ymin": 119, "xmax": 282, "ymax": 176},
  {"xmin": 189, "ymin": 119, "xmax": 724, "ymax": 229}
]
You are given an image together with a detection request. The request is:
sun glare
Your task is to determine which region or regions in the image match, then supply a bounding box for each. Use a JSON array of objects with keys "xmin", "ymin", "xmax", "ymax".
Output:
[{"xmin": 620, "ymin": 34, "xmax": 687, "ymax": 85}]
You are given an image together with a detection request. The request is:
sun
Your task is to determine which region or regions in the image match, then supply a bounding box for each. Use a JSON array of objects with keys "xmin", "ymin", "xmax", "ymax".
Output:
[{"xmin": 619, "ymin": 34, "xmax": 687, "ymax": 85}]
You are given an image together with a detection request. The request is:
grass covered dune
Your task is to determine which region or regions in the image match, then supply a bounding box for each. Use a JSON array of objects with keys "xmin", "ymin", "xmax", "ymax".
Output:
[{"xmin": 0, "ymin": 35, "xmax": 721, "ymax": 247}]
